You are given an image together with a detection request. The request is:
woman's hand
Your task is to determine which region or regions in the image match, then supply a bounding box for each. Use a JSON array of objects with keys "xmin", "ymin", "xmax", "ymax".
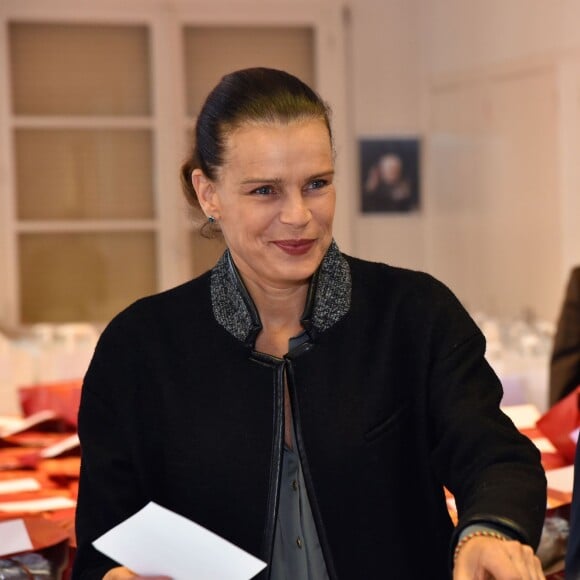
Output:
[
  {"xmin": 453, "ymin": 537, "xmax": 545, "ymax": 579},
  {"xmin": 103, "ymin": 566, "xmax": 171, "ymax": 580}
]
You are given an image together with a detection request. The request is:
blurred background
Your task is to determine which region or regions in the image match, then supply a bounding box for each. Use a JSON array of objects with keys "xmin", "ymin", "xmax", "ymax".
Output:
[{"xmin": 1, "ymin": 0, "xmax": 579, "ymax": 413}]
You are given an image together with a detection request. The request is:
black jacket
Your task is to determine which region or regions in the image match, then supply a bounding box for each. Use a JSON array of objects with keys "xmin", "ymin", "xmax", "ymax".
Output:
[{"xmin": 73, "ymin": 243, "xmax": 546, "ymax": 579}]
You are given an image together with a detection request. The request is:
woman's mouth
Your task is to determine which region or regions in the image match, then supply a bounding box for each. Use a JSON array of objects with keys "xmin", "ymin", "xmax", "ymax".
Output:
[{"xmin": 272, "ymin": 239, "xmax": 316, "ymax": 256}]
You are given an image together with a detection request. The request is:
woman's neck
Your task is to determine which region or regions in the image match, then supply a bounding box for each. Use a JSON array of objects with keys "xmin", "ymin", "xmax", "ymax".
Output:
[
  {"xmin": 247, "ymin": 278, "xmax": 307, "ymax": 329},
  {"xmin": 242, "ymin": 276, "xmax": 309, "ymax": 357}
]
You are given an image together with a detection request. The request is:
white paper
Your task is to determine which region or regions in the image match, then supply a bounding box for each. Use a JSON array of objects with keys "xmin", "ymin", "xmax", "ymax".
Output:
[
  {"xmin": 0, "ymin": 409, "xmax": 58, "ymax": 438},
  {"xmin": 530, "ymin": 436, "xmax": 557, "ymax": 453},
  {"xmin": 500, "ymin": 404, "xmax": 540, "ymax": 429},
  {"xmin": 93, "ymin": 502, "xmax": 267, "ymax": 580},
  {"xmin": 0, "ymin": 519, "xmax": 34, "ymax": 556},
  {"xmin": 546, "ymin": 465, "xmax": 575, "ymax": 494},
  {"xmin": 40, "ymin": 433, "xmax": 80, "ymax": 458},
  {"xmin": 0, "ymin": 478, "xmax": 41, "ymax": 495},
  {"xmin": 0, "ymin": 496, "xmax": 76, "ymax": 513}
]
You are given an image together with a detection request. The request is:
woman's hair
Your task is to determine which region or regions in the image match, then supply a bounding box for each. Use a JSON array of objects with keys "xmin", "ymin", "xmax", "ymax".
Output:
[{"xmin": 180, "ymin": 67, "xmax": 333, "ymax": 236}]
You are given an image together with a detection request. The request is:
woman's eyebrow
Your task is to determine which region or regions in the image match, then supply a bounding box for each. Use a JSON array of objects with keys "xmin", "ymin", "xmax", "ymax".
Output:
[
  {"xmin": 240, "ymin": 170, "xmax": 334, "ymax": 186},
  {"xmin": 240, "ymin": 177, "xmax": 284, "ymax": 186},
  {"xmin": 306, "ymin": 170, "xmax": 335, "ymax": 180}
]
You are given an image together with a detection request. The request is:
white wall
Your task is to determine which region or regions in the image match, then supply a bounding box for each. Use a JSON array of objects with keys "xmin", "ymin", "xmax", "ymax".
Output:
[
  {"xmin": 348, "ymin": 0, "xmax": 580, "ymax": 322},
  {"xmin": 348, "ymin": 0, "xmax": 426, "ymax": 272}
]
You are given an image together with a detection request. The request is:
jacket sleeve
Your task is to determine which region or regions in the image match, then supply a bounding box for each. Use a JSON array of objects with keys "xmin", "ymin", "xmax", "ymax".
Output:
[
  {"xmin": 424, "ymin": 281, "xmax": 547, "ymax": 553},
  {"xmin": 72, "ymin": 316, "xmax": 146, "ymax": 580}
]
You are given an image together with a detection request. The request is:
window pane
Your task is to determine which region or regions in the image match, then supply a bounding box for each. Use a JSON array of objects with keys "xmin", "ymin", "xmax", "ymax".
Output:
[
  {"xmin": 16, "ymin": 129, "xmax": 155, "ymax": 220},
  {"xmin": 19, "ymin": 232, "xmax": 157, "ymax": 323},
  {"xmin": 9, "ymin": 22, "xmax": 151, "ymax": 115},
  {"xmin": 183, "ymin": 26, "xmax": 314, "ymax": 115}
]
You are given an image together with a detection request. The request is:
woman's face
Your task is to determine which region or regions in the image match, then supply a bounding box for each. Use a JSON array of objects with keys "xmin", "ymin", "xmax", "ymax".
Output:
[{"xmin": 194, "ymin": 119, "xmax": 335, "ymax": 290}]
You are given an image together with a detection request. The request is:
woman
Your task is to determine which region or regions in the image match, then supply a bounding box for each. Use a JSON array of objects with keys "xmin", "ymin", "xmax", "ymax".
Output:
[{"xmin": 73, "ymin": 68, "xmax": 546, "ymax": 580}]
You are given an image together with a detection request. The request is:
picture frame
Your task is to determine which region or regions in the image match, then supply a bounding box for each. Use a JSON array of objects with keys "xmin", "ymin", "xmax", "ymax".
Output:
[{"xmin": 359, "ymin": 137, "xmax": 421, "ymax": 214}]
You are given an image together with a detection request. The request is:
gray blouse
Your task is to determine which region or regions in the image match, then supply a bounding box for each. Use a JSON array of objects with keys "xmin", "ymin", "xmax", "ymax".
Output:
[{"xmin": 270, "ymin": 443, "xmax": 330, "ymax": 580}]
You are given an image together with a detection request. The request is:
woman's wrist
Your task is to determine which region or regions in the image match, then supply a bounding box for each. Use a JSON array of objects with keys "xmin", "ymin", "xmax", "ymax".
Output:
[{"xmin": 454, "ymin": 529, "xmax": 507, "ymax": 563}]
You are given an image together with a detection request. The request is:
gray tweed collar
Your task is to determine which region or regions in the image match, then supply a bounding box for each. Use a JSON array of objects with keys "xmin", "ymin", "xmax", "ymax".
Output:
[{"xmin": 210, "ymin": 240, "xmax": 351, "ymax": 347}]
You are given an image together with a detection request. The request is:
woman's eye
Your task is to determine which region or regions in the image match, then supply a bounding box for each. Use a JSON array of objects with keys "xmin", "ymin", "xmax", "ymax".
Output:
[
  {"xmin": 306, "ymin": 179, "xmax": 327, "ymax": 191},
  {"xmin": 252, "ymin": 186, "xmax": 274, "ymax": 196}
]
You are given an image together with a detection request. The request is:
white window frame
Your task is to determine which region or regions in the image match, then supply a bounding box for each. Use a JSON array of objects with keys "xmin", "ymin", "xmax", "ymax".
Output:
[{"xmin": 0, "ymin": 0, "xmax": 352, "ymax": 327}]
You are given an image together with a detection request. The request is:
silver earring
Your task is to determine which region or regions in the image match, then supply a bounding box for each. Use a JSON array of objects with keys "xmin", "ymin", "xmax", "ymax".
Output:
[{"xmin": 208, "ymin": 216, "xmax": 216, "ymax": 223}]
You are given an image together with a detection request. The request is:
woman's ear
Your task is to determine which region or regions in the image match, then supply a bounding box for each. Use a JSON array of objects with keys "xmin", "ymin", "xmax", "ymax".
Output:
[{"xmin": 191, "ymin": 169, "xmax": 220, "ymax": 219}]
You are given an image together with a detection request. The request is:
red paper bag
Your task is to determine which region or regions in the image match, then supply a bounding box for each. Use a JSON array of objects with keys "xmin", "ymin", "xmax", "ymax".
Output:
[
  {"xmin": 536, "ymin": 385, "xmax": 580, "ymax": 464},
  {"xmin": 19, "ymin": 380, "xmax": 82, "ymax": 428}
]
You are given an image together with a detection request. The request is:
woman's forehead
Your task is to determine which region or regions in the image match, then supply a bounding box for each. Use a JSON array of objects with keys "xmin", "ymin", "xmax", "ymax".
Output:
[
  {"xmin": 224, "ymin": 119, "xmax": 331, "ymax": 156},
  {"xmin": 215, "ymin": 121, "xmax": 333, "ymax": 183},
  {"xmin": 225, "ymin": 117, "xmax": 329, "ymax": 141}
]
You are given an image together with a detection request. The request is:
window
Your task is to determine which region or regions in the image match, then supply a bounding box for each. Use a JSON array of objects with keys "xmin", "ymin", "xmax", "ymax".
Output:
[{"xmin": 0, "ymin": 1, "xmax": 349, "ymax": 326}]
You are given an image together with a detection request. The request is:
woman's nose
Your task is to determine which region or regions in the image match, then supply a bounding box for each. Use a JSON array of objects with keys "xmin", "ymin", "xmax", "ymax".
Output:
[{"xmin": 279, "ymin": 191, "xmax": 311, "ymax": 226}]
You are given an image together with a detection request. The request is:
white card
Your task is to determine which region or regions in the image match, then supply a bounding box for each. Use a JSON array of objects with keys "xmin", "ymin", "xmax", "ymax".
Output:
[
  {"xmin": 93, "ymin": 502, "xmax": 267, "ymax": 580},
  {"xmin": 0, "ymin": 519, "xmax": 34, "ymax": 556},
  {"xmin": 0, "ymin": 410, "xmax": 58, "ymax": 438},
  {"xmin": 0, "ymin": 496, "xmax": 76, "ymax": 513},
  {"xmin": 40, "ymin": 433, "xmax": 80, "ymax": 458},
  {"xmin": 500, "ymin": 404, "xmax": 540, "ymax": 429},
  {"xmin": 0, "ymin": 478, "xmax": 41, "ymax": 495},
  {"xmin": 546, "ymin": 465, "xmax": 575, "ymax": 494}
]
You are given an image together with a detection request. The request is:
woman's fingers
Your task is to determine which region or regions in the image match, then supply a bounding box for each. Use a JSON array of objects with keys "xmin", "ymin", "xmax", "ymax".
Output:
[
  {"xmin": 454, "ymin": 537, "xmax": 545, "ymax": 580},
  {"xmin": 103, "ymin": 567, "xmax": 172, "ymax": 580}
]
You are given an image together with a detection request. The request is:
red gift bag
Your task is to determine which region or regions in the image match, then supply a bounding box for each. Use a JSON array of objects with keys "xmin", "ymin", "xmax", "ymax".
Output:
[
  {"xmin": 18, "ymin": 380, "xmax": 82, "ymax": 429},
  {"xmin": 536, "ymin": 385, "xmax": 580, "ymax": 464}
]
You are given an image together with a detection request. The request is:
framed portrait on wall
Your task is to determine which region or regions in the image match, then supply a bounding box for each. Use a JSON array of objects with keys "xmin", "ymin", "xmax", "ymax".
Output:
[{"xmin": 359, "ymin": 137, "xmax": 421, "ymax": 213}]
